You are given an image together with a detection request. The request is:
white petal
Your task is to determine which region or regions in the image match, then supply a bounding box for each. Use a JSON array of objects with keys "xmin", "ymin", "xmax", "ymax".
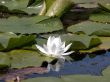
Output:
[
  {"xmin": 61, "ymin": 42, "xmax": 65, "ymax": 49},
  {"xmin": 62, "ymin": 51, "xmax": 74, "ymax": 56},
  {"xmin": 50, "ymin": 44, "xmax": 56, "ymax": 54},
  {"xmin": 64, "ymin": 43, "xmax": 72, "ymax": 52},
  {"xmin": 47, "ymin": 36, "xmax": 55, "ymax": 52},
  {"xmin": 47, "ymin": 36, "xmax": 52, "ymax": 47},
  {"xmin": 53, "ymin": 36, "xmax": 62, "ymax": 47},
  {"xmin": 54, "ymin": 49, "xmax": 63, "ymax": 56},
  {"xmin": 43, "ymin": 44, "xmax": 48, "ymax": 52},
  {"xmin": 36, "ymin": 45, "xmax": 48, "ymax": 54}
]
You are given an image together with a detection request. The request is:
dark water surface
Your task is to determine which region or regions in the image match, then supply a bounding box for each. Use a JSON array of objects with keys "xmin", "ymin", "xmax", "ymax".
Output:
[{"xmin": 26, "ymin": 51, "xmax": 110, "ymax": 78}]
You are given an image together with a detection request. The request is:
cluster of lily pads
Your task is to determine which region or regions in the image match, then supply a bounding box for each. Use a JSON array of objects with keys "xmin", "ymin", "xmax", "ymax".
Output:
[{"xmin": 0, "ymin": 0, "xmax": 110, "ymax": 82}]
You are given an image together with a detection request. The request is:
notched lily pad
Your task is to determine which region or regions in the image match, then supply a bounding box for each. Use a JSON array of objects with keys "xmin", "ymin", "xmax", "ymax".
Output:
[
  {"xmin": 60, "ymin": 34, "xmax": 101, "ymax": 50},
  {"xmin": 41, "ymin": 34, "xmax": 101, "ymax": 50}
]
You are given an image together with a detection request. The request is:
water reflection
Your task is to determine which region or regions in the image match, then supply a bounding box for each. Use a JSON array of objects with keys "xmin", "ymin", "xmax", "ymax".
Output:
[
  {"xmin": 26, "ymin": 51, "xmax": 110, "ymax": 78},
  {"xmin": 0, "ymin": 51, "xmax": 110, "ymax": 82}
]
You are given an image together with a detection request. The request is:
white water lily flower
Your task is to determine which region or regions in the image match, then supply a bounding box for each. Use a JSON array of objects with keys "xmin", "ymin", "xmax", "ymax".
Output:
[{"xmin": 36, "ymin": 36, "xmax": 74, "ymax": 59}]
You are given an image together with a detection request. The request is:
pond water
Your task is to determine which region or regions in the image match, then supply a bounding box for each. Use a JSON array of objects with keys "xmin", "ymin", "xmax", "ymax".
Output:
[
  {"xmin": 0, "ymin": 51, "xmax": 110, "ymax": 82},
  {"xmin": 26, "ymin": 51, "xmax": 110, "ymax": 78}
]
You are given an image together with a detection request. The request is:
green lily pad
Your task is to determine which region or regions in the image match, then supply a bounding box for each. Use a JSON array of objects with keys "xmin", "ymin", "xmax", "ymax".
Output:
[
  {"xmin": 0, "ymin": 0, "xmax": 43, "ymax": 14},
  {"xmin": 0, "ymin": 0, "xmax": 29, "ymax": 10},
  {"xmin": 90, "ymin": 12, "xmax": 110, "ymax": 23},
  {"xmin": 0, "ymin": 16, "xmax": 63, "ymax": 34},
  {"xmin": 78, "ymin": 36, "xmax": 110, "ymax": 52},
  {"xmin": 41, "ymin": 34, "xmax": 101, "ymax": 50},
  {"xmin": 9, "ymin": 50, "xmax": 52, "ymax": 68},
  {"xmin": 0, "ymin": 52, "xmax": 10, "ymax": 68},
  {"xmin": 22, "ymin": 77, "xmax": 63, "ymax": 82},
  {"xmin": 0, "ymin": 33, "xmax": 36, "ymax": 51},
  {"xmin": 98, "ymin": 37, "xmax": 110, "ymax": 49},
  {"xmin": 77, "ymin": 3, "xmax": 98, "ymax": 8},
  {"xmin": 67, "ymin": 21, "xmax": 110, "ymax": 36},
  {"xmin": 79, "ymin": 47, "xmax": 101, "ymax": 53},
  {"xmin": 61, "ymin": 34, "xmax": 101, "ymax": 50},
  {"xmin": 98, "ymin": 2, "xmax": 110, "ymax": 13},
  {"xmin": 71, "ymin": 0, "xmax": 110, "ymax": 4}
]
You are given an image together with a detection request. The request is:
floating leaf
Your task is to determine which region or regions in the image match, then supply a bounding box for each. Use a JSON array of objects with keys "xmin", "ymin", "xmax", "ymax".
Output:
[
  {"xmin": 98, "ymin": 37, "xmax": 110, "ymax": 49},
  {"xmin": 22, "ymin": 77, "xmax": 63, "ymax": 82},
  {"xmin": 0, "ymin": 0, "xmax": 29, "ymax": 9},
  {"xmin": 0, "ymin": 52, "xmax": 10, "ymax": 68},
  {"xmin": 68, "ymin": 21, "xmax": 110, "ymax": 36},
  {"xmin": 90, "ymin": 12, "xmax": 110, "ymax": 23},
  {"xmin": 0, "ymin": 0, "xmax": 43, "ymax": 14},
  {"xmin": 77, "ymin": 3, "xmax": 98, "ymax": 8},
  {"xmin": 61, "ymin": 34, "xmax": 101, "ymax": 50},
  {"xmin": 41, "ymin": 34, "xmax": 101, "ymax": 50},
  {"xmin": 0, "ymin": 16, "xmax": 63, "ymax": 34},
  {"xmin": 71, "ymin": 0, "xmax": 110, "ymax": 4},
  {"xmin": 9, "ymin": 50, "xmax": 50, "ymax": 68},
  {"xmin": 98, "ymin": 2, "xmax": 110, "ymax": 13},
  {"xmin": 0, "ymin": 33, "xmax": 36, "ymax": 51}
]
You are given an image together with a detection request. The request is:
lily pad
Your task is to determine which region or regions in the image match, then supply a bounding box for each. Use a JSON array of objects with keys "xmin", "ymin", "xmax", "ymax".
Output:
[
  {"xmin": 90, "ymin": 12, "xmax": 110, "ymax": 23},
  {"xmin": 9, "ymin": 50, "xmax": 49, "ymax": 68},
  {"xmin": 0, "ymin": 33, "xmax": 36, "ymax": 51},
  {"xmin": 22, "ymin": 77, "xmax": 63, "ymax": 82},
  {"xmin": 98, "ymin": 2, "xmax": 110, "ymax": 13},
  {"xmin": 0, "ymin": 16, "xmax": 63, "ymax": 34},
  {"xmin": 67, "ymin": 21, "xmax": 110, "ymax": 36},
  {"xmin": 41, "ymin": 34, "xmax": 101, "ymax": 50},
  {"xmin": 71, "ymin": 0, "xmax": 110, "ymax": 4},
  {"xmin": 0, "ymin": 0, "xmax": 43, "ymax": 14},
  {"xmin": 77, "ymin": 3, "xmax": 98, "ymax": 8},
  {"xmin": 98, "ymin": 37, "xmax": 110, "ymax": 49},
  {"xmin": 0, "ymin": 52, "xmax": 10, "ymax": 68},
  {"xmin": 0, "ymin": 0, "xmax": 29, "ymax": 10},
  {"xmin": 61, "ymin": 34, "xmax": 101, "ymax": 50}
]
